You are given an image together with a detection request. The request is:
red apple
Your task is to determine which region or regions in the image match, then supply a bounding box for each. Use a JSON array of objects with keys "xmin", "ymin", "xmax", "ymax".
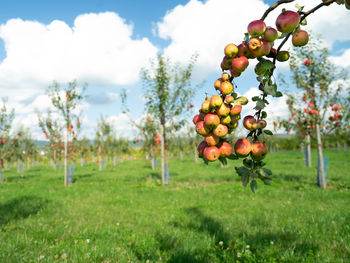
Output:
[
  {"xmin": 201, "ymin": 99, "xmax": 210, "ymax": 113},
  {"xmin": 225, "ymin": 95, "xmax": 234, "ymax": 103},
  {"xmin": 230, "ymin": 105, "xmax": 242, "ymax": 116},
  {"xmin": 263, "ymin": 27, "xmax": 278, "ymax": 42},
  {"xmin": 213, "ymin": 124, "xmax": 228, "ymax": 137},
  {"xmin": 238, "ymin": 43, "xmax": 253, "ymax": 58},
  {"xmin": 204, "ymin": 113, "xmax": 220, "ymax": 128},
  {"xmin": 248, "ymin": 20, "xmax": 266, "ymax": 37},
  {"xmin": 197, "ymin": 141, "xmax": 207, "ymax": 156},
  {"xmin": 220, "ymin": 115, "xmax": 231, "ymax": 125},
  {"xmin": 234, "ymin": 138, "xmax": 252, "ymax": 157},
  {"xmin": 218, "ymin": 142, "xmax": 232, "ymax": 157},
  {"xmin": 292, "ymin": 30, "xmax": 309, "ymax": 47},
  {"xmin": 205, "ymin": 134, "xmax": 220, "ymax": 146},
  {"xmin": 193, "ymin": 114, "xmax": 200, "ymax": 124},
  {"xmin": 275, "ymin": 10, "xmax": 300, "ymax": 33},
  {"xmin": 257, "ymin": 119, "xmax": 267, "ymax": 129},
  {"xmin": 221, "ymin": 56, "xmax": 233, "ymax": 70},
  {"xmin": 251, "ymin": 142, "xmax": 268, "ymax": 161},
  {"xmin": 196, "ymin": 121, "xmax": 210, "ymax": 136},
  {"xmin": 203, "ymin": 146, "xmax": 220, "ymax": 162},
  {"xmin": 249, "ymin": 38, "xmax": 262, "ymax": 51},
  {"xmin": 243, "ymin": 115, "xmax": 256, "ymax": 131},
  {"xmin": 221, "ymin": 72, "xmax": 230, "ymax": 81},
  {"xmin": 232, "ymin": 56, "xmax": 249, "ymax": 73}
]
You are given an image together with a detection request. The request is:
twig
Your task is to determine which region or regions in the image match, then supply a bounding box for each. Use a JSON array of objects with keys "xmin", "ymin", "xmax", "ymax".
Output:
[{"xmin": 260, "ymin": 0, "xmax": 295, "ymax": 21}]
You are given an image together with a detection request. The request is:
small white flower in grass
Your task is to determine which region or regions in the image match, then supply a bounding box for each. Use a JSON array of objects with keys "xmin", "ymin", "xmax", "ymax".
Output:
[
  {"xmin": 74, "ymin": 240, "xmax": 78, "ymax": 244},
  {"xmin": 246, "ymin": 245, "xmax": 250, "ymax": 249},
  {"xmin": 116, "ymin": 222, "xmax": 120, "ymax": 226},
  {"xmin": 61, "ymin": 253, "xmax": 67, "ymax": 260},
  {"xmin": 146, "ymin": 260, "xmax": 150, "ymax": 263},
  {"xmin": 237, "ymin": 252, "xmax": 241, "ymax": 258},
  {"xmin": 86, "ymin": 253, "xmax": 90, "ymax": 259},
  {"xmin": 245, "ymin": 250, "xmax": 250, "ymax": 253},
  {"xmin": 100, "ymin": 253, "xmax": 103, "ymax": 257},
  {"xmin": 219, "ymin": 241, "xmax": 224, "ymax": 246},
  {"xmin": 115, "ymin": 247, "xmax": 121, "ymax": 252},
  {"xmin": 270, "ymin": 241, "xmax": 274, "ymax": 245},
  {"xmin": 86, "ymin": 239, "xmax": 90, "ymax": 243},
  {"xmin": 38, "ymin": 255, "xmax": 45, "ymax": 260},
  {"xmin": 54, "ymin": 254, "xmax": 59, "ymax": 259}
]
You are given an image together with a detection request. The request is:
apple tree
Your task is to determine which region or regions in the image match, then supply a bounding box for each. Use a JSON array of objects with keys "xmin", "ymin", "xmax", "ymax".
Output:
[
  {"xmin": 47, "ymin": 80, "xmax": 86, "ymax": 186},
  {"xmin": 0, "ymin": 98, "xmax": 14, "ymax": 182},
  {"xmin": 142, "ymin": 55, "xmax": 197, "ymax": 184}
]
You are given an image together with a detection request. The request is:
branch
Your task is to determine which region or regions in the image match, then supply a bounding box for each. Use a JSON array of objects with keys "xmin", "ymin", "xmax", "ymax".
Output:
[
  {"xmin": 260, "ymin": 0, "xmax": 295, "ymax": 21},
  {"xmin": 300, "ymin": 0, "xmax": 337, "ymax": 20}
]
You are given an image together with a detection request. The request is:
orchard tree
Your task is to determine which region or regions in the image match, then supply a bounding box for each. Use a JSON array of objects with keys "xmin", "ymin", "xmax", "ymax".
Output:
[
  {"xmin": 0, "ymin": 98, "xmax": 14, "ymax": 182},
  {"xmin": 280, "ymin": 36, "xmax": 347, "ymax": 188},
  {"xmin": 135, "ymin": 116, "xmax": 160, "ymax": 169},
  {"xmin": 47, "ymin": 80, "xmax": 86, "ymax": 186},
  {"xmin": 142, "ymin": 55, "xmax": 197, "ymax": 184},
  {"xmin": 193, "ymin": 0, "xmax": 349, "ymax": 192},
  {"xmin": 95, "ymin": 116, "xmax": 113, "ymax": 170},
  {"xmin": 38, "ymin": 110, "xmax": 64, "ymax": 170}
]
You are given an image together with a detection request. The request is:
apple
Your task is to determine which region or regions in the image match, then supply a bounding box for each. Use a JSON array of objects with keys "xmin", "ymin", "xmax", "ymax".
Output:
[
  {"xmin": 210, "ymin": 95, "xmax": 223, "ymax": 108},
  {"xmin": 230, "ymin": 69, "xmax": 242, "ymax": 78},
  {"xmin": 214, "ymin": 78, "xmax": 222, "ymax": 90},
  {"xmin": 213, "ymin": 124, "xmax": 228, "ymax": 137},
  {"xmin": 228, "ymin": 118, "xmax": 238, "ymax": 130},
  {"xmin": 205, "ymin": 134, "xmax": 220, "ymax": 146},
  {"xmin": 232, "ymin": 56, "xmax": 249, "ymax": 73},
  {"xmin": 234, "ymin": 138, "xmax": 252, "ymax": 157},
  {"xmin": 251, "ymin": 142, "xmax": 268, "ymax": 161},
  {"xmin": 248, "ymin": 20, "xmax": 266, "ymax": 37},
  {"xmin": 249, "ymin": 38, "xmax": 262, "ymax": 51},
  {"xmin": 197, "ymin": 141, "xmax": 207, "ymax": 156},
  {"xmin": 225, "ymin": 95, "xmax": 234, "ymax": 103},
  {"xmin": 204, "ymin": 113, "xmax": 220, "ymax": 128},
  {"xmin": 230, "ymin": 105, "xmax": 242, "ymax": 116},
  {"xmin": 221, "ymin": 115, "xmax": 231, "ymax": 125},
  {"xmin": 238, "ymin": 43, "xmax": 253, "ymax": 58},
  {"xmin": 260, "ymin": 40, "xmax": 272, "ymax": 56},
  {"xmin": 203, "ymin": 146, "xmax": 220, "ymax": 162},
  {"xmin": 221, "ymin": 56, "xmax": 233, "ymax": 70},
  {"xmin": 216, "ymin": 103, "xmax": 230, "ymax": 117},
  {"xmin": 276, "ymin": 51, "xmax": 290, "ymax": 62},
  {"xmin": 221, "ymin": 72, "xmax": 230, "ymax": 81},
  {"xmin": 224, "ymin": 43, "xmax": 239, "ymax": 58},
  {"xmin": 243, "ymin": 115, "xmax": 256, "ymax": 131},
  {"xmin": 201, "ymin": 99, "xmax": 211, "ymax": 113},
  {"xmin": 220, "ymin": 81, "xmax": 234, "ymax": 95},
  {"xmin": 196, "ymin": 121, "xmax": 210, "ymax": 136},
  {"xmin": 263, "ymin": 27, "xmax": 278, "ymax": 42},
  {"xmin": 218, "ymin": 142, "xmax": 232, "ymax": 157},
  {"xmin": 193, "ymin": 114, "xmax": 200, "ymax": 124},
  {"xmin": 275, "ymin": 10, "xmax": 300, "ymax": 33},
  {"xmin": 257, "ymin": 120, "xmax": 267, "ymax": 129},
  {"xmin": 292, "ymin": 30, "xmax": 309, "ymax": 47},
  {"xmin": 234, "ymin": 96, "xmax": 248, "ymax": 105},
  {"xmin": 303, "ymin": 60, "xmax": 311, "ymax": 66}
]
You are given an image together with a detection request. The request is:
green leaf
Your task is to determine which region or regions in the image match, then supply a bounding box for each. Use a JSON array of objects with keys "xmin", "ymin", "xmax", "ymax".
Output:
[
  {"xmin": 252, "ymin": 96, "xmax": 260, "ymax": 102},
  {"xmin": 243, "ymin": 158, "xmax": 253, "ymax": 168},
  {"xmin": 227, "ymin": 153, "xmax": 239, "ymax": 160},
  {"xmin": 262, "ymin": 168, "xmax": 272, "ymax": 176},
  {"xmin": 263, "ymin": 178, "xmax": 271, "ymax": 185},
  {"xmin": 235, "ymin": 166, "xmax": 250, "ymax": 177},
  {"xmin": 257, "ymin": 168, "xmax": 271, "ymax": 178},
  {"xmin": 275, "ymin": 91, "xmax": 283, "ymax": 97},
  {"xmin": 219, "ymin": 157, "xmax": 227, "ymax": 166},
  {"xmin": 250, "ymin": 180, "xmax": 258, "ymax": 193},
  {"xmin": 244, "ymin": 33, "xmax": 250, "ymax": 43},
  {"xmin": 242, "ymin": 174, "xmax": 249, "ymax": 187},
  {"xmin": 261, "ymin": 111, "xmax": 267, "ymax": 119},
  {"xmin": 263, "ymin": 130, "xmax": 273, "ymax": 135}
]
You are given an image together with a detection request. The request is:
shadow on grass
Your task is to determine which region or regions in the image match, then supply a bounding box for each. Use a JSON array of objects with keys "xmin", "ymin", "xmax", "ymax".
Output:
[
  {"xmin": 6, "ymin": 174, "xmax": 39, "ymax": 182},
  {"xmin": 132, "ymin": 207, "xmax": 319, "ymax": 262},
  {"xmin": 0, "ymin": 196, "xmax": 48, "ymax": 227}
]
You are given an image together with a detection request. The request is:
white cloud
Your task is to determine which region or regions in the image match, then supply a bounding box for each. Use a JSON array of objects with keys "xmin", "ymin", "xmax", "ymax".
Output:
[
  {"xmin": 330, "ymin": 49, "xmax": 350, "ymax": 68},
  {"xmin": 106, "ymin": 113, "xmax": 137, "ymax": 138}
]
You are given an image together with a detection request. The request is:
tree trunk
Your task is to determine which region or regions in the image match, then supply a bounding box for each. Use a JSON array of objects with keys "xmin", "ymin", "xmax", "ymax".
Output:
[
  {"xmin": 305, "ymin": 133, "xmax": 311, "ymax": 167},
  {"xmin": 64, "ymin": 129, "xmax": 68, "ymax": 186},
  {"xmin": 161, "ymin": 125, "xmax": 165, "ymax": 184},
  {"xmin": 316, "ymin": 124, "xmax": 326, "ymax": 189},
  {"xmin": 0, "ymin": 159, "xmax": 3, "ymax": 183},
  {"xmin": 194, "ymin": 145, "xmax": 198, "ymax": 163},
  {"xmin": 99, "ymin": 146, "xmax": 102, "ymax": 171}
]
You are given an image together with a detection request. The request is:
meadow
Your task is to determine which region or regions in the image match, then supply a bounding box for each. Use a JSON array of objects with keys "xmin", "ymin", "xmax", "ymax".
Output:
[{"xmin": 0, "ymin": 149, "xmax": 349, "ymax": 262}]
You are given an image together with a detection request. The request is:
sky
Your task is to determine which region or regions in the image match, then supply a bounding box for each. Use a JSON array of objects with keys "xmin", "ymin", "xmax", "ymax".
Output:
[{"xmin": 0, "ymin": 0, "xmax": 349, "ymax": 140}]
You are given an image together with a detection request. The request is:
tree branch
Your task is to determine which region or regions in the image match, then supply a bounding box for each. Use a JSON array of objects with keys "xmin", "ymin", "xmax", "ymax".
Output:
[
  {"xmin": 300, "ymin": 0, "xmax": 337, "ymax": 20},
  {"xmin": 260, "ymin": 0, "xmax": 295, "ymax": 21}
]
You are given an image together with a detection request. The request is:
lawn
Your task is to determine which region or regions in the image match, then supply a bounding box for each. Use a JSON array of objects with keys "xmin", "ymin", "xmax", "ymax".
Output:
[{"xmin": 0, "ymin": 149, "xmax": 349, "ymax": 262}]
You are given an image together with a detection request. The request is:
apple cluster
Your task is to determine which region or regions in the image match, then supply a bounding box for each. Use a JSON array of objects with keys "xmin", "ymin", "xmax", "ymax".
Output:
[
  {"xmin": 327, "ymin": 104, "xmax": 342, "ymax": 128},
  {"xmin": 193, "ymin": 72, "xmax": 248, "ymax": 162}
]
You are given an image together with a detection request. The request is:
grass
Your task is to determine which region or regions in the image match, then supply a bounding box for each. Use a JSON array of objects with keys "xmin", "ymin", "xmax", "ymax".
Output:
[{"xmin": 0, "ymin": 149, "xmax": 349, "ymax": 262}]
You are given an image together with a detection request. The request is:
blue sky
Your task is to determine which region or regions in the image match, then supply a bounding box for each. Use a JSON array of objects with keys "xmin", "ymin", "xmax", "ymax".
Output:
[{"xmin": 0, "ymin": 0, "xmax": 349, "ymax": 139}]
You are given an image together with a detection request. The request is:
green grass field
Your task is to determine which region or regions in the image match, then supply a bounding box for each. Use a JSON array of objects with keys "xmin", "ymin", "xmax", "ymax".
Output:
[{"xmin": 1, "ymin": 149, "xmax": 350, "ymax": 262}]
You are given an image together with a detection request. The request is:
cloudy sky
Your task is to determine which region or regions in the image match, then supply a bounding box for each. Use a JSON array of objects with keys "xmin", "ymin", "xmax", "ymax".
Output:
[{"xmin": 0, "ymin": 0, "xmax": 349, "ymax": 139}]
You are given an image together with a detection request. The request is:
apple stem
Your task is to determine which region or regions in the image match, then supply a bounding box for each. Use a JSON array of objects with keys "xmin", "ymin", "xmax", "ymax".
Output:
[{"xmin": 260, "ymin": 0, "xmax": 295, "ymax": 21}]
